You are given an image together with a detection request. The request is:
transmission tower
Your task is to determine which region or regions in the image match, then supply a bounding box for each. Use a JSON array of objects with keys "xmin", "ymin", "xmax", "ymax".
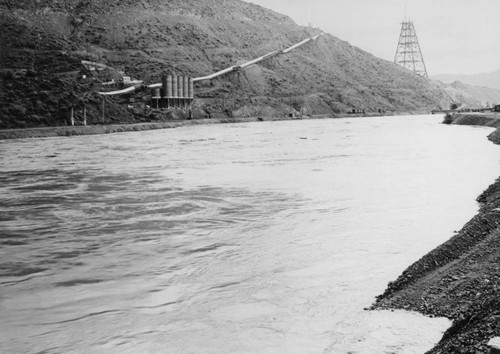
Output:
[{"xmin": 394, "ymin": 20, "xmax": 428, "ymax": 78}]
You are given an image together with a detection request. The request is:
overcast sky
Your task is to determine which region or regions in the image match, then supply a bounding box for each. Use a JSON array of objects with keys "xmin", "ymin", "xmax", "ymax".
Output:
[{"xmin": 245, "ymin": 0, "xmax": 500, "ymax": 76}]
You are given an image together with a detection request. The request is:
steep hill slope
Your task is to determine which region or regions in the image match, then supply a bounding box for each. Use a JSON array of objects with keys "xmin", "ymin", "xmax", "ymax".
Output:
[{"xmin": 1, "ymin": 0, "xmax": 452, "ymax": 128}]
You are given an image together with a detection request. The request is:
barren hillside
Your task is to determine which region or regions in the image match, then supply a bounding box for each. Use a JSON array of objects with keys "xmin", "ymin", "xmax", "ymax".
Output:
[{"xmin": 1, "ymin": 0, "xmax": 452, "ymax": 128}]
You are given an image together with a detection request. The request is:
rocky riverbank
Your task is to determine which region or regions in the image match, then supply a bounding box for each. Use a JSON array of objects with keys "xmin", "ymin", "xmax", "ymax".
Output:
[{"xmin": 372, "ymin": 112, "xmax": 500, "ymax": 353}]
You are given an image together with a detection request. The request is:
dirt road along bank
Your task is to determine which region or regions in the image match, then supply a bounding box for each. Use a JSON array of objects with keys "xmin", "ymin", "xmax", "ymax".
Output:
[{"xmin": 372, "ymin": 112, "xmax": 500, "ymax": 353}]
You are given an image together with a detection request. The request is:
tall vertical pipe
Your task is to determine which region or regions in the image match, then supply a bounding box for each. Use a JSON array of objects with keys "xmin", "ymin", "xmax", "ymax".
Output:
[
  {"xmin": 178, "ymin": 76, "xmax": 184, "ymax": 100},
  {"xmin": 166, "ymin": 75, "xmax": 173, "ymax": 98},
  {"xmin": 186, "ymin": 76, "xmax": 191, "ymax": 99},
  {"xmin": 153, "ymin": 88, "xmax": 161, "ymax": 109},
  {"xmin": 172, "ymin": 75, "xmax": 178, "ymax": 98},
  {"xmin": 183, "ymin": 76, "xmax": 189, "ymax": 99},
  {"xmin": 162, "ymin": 75, "xmax": 168, "ymax": 98},
  {"xmin": 189, "ymin": 77, "xmax": 194, "ymax": 99}
]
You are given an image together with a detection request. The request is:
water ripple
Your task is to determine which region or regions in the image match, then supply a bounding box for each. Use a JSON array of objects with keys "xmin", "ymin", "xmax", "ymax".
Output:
[{"xmin": 1, "ymin": 116, "xmax": 496, "ymax": 353}]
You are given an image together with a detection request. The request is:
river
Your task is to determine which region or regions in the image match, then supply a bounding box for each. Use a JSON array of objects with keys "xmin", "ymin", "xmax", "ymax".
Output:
[{"xmin": 1, "ymin": 115, "xmax": 499, "ymax": 353}]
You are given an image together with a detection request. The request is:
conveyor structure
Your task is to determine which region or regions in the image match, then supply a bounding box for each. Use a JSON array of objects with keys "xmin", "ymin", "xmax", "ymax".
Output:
[{"xmin": 98, "ymin": 33, "xmax": 324, "ymax": 97}]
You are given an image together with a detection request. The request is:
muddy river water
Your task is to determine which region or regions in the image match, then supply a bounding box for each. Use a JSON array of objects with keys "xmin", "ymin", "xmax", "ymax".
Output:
[{"xmin": 1, "ymin": 115, "xmax": 499, "ymax": 353}]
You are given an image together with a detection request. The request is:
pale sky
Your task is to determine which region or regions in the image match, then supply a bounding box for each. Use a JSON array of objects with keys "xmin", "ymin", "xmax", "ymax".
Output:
[{"xmin": 245, "ymin": 0, "xmax": 500, "ymax": 75}]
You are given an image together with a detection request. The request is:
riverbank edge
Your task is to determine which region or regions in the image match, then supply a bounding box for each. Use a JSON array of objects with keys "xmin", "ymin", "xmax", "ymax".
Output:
[
  {"xmin": 372, "ymin": 112, "xmax": 500, "ymax": 353},
  {"xmin": 0, "ymin": 111, "xmax": 424, "ymax": 140}
]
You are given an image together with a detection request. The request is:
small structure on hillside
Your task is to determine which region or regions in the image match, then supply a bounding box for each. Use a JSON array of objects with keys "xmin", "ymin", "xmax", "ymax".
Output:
[
  {"xmin": 81, "ymin": 60, "xmax": 143, "ymax": 88},
  {"xmin": 150, "ymin": 74, "xmax": 194, "ymax": 109}
]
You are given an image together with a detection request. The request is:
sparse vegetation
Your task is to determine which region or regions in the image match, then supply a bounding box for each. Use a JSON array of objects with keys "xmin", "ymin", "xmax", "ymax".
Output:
[{"xmin": 0, "ymin": 0, "xmax": 457, "ymax": 129}]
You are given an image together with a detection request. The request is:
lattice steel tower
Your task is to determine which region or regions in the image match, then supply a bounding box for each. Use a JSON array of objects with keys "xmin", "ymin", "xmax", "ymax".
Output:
[{"xmin": 394, "ymin": 20, "xmax": 428, "ymax": 78}]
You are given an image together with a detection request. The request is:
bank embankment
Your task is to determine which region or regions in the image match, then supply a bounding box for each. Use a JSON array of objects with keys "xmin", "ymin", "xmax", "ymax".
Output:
[
  {"xmin": 0, "ymin": 117, "xmax": 275, "ymax": 140},
  {"xmin": 372, "ymin": 112, "xmax": 500, "ymax": 353},
  {"xmin": 0, "ymin": 111, "xmax": 416, "ymax": 140}
]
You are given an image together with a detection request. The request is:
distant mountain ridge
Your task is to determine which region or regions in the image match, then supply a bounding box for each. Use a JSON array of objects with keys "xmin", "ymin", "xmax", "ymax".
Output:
[
  {"xmin": 432, "ymin": 69, "xmax": 500, "ymax": 90},
  {"xmin": 434, "ymin": 80, "xmax": 500, "ymax": 108}
]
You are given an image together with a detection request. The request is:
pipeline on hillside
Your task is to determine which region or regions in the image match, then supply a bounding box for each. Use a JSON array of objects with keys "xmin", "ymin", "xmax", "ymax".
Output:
[
  {"xmin": 99, "ymin": 33, "xmax": 324, "ymax": 95},
  {"xmin": 98, "ymin": 85, "xmax": 137, "ymax": 96}
]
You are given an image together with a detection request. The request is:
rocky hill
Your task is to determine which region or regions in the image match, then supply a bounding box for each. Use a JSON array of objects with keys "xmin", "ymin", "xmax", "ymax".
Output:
[
  {"xmin": 0, "ymin": 0, "xmax": 453, "ymax": 128},
  {"xmin": 435, "ymin": 80, "xmax": 500, "ymax": 109}
]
